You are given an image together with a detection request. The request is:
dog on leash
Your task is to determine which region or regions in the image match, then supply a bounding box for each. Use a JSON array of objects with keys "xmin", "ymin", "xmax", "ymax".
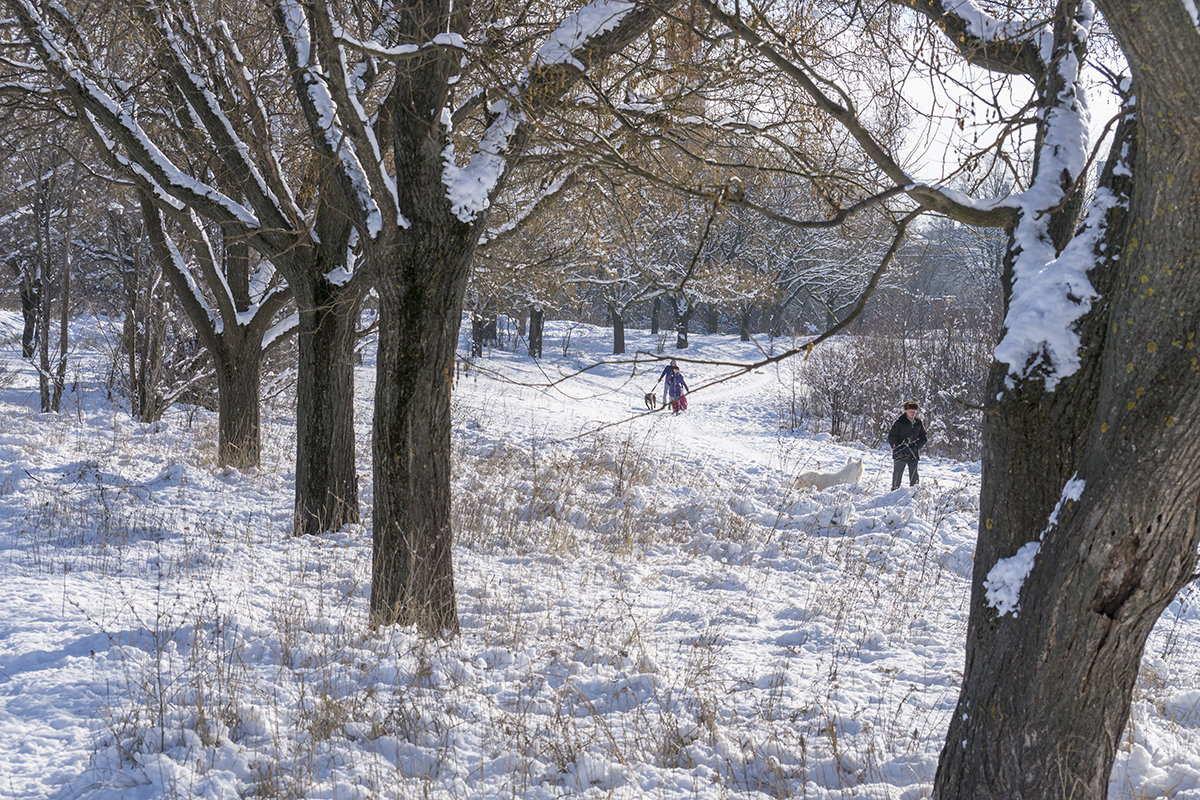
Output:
[
  {"xmin": 795, "ymin": 457, "xmax": 863, "ymax": 491},
  {"xmin": 644, "ymin": 392, "xmax": 659, "ymax": 410}
]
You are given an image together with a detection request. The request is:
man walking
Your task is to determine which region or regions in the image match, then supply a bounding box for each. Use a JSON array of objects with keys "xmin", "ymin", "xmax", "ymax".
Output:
[{"xmin": 887, "ymin": 401, "xmax": 927, "ymax": 490}]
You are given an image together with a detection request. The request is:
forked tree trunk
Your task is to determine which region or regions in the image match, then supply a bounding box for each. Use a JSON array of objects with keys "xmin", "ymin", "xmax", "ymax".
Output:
[
  {"xmin": 934, "ymin": 41, "xmax": 1200, "ymax": 797},
  {"xmin": 359, "ymin": 0, "xmax": 681, "ymax": 638},
  {"xmin": 293, "ymin": 280, "xmax": 361, "ymax": 536}
]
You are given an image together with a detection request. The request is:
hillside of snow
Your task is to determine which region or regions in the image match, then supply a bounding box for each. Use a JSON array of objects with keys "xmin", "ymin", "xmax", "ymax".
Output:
[{"xmin": 0, "ymin": 314, "xmax": 1197, "ymax": 799}]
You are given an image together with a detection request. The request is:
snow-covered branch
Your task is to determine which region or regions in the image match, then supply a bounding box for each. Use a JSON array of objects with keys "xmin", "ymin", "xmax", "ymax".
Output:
[
  {"xmin": 994, "ymin": 1, "xmax": 1101, "ymax": 389},
  {"xmin": 301, "ymin": 0, "xmax": 404, "ymax": 233},
  {"xmin": 132, "ymin": 0, "xmax": 297, "ymax": 240},
  {"xmin": 6, "ymin": 0, "xmax": 263, "ymax": 231},
  {"xmin": 274, "ymin": 0, "xmax": 395, "ymax": 239},
  {"xmin": 443, "ymin": 98, "xmax": 524, "ymax": 223},
  {"xmin": 892, "ymin": 0, "xmax": 1051, "ymax": 77},
  {"xmin": 442, "ymin": 0, "xmax": 683, "ymax": 227}
]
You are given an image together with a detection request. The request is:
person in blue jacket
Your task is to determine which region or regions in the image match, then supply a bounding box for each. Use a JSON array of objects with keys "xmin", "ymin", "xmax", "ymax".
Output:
[
  {"xmin": 665, "ymin": 364, "xmax": 689, "ymax": 415},
  {"xmin": 887, "ymin": 401, "xmax": 927, "ymax": 489}
]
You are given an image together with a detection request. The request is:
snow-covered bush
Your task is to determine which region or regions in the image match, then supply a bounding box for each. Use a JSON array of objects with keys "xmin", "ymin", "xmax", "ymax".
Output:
[{"xmin": 796, "ymin": 332, "xmax": 988, "ymax": 459}]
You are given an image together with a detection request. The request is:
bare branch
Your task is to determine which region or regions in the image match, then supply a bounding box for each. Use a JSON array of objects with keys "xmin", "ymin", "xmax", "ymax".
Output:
[
  {"xmin": 131, "ymin": 0, "xmax": 297, "ymax": 239},
  {"xmin": 698, "ymin": 0, "xmax": 1019, "ymax": 229}
]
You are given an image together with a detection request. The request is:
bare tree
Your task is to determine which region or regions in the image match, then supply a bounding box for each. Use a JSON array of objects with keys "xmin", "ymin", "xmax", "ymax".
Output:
[
  {"xmin": 1, "ymin": 136, "xmax": 83, "ymax": 412},
  {"xmin": 4, "ymin": 0, "xmax": 365, "ymax": 530},
  {"xmin": 5, "ymin": 0, "xmax": 688, "ymax": 634},
  {"xmin": 342, "ymin": 0, "xmax": 684, "ymax": 634}
]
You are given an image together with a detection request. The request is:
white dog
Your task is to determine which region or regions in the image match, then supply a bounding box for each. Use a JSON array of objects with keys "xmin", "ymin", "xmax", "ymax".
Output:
[{"xmin": 795, "ymin": 458, "xmax": 863, "ymax": 491}]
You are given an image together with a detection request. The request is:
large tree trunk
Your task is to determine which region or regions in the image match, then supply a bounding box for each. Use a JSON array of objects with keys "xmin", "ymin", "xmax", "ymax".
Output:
[
  {"xmin": 369, "ymin": 232, "xmax": 475, "ymax": 637},
  {"xmin": 293, "ymin": 280, "xmax": 360, "ymax": 536},
  {"xmin": 214, "ymin": 344, "xmax": 262, "ymax": 470},
  {"xmin": 934, "ymin": 21, "xmax": 1200, "ymax": 794}
]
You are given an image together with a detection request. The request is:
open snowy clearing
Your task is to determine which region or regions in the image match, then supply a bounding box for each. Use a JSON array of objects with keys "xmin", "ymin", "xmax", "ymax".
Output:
[{"xmin": 0, "ymin": 315, "xmax": 1197, "ymax": 799}]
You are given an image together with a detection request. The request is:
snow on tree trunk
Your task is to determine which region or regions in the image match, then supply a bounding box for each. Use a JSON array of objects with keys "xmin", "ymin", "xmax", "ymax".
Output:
[
  {"xmin": 934, "ymin": 6, "xmax": 1200, "ymax": 793},
  {"xmin": 674, "ymin": 296, "xmax": 691, "ymax": 349}
]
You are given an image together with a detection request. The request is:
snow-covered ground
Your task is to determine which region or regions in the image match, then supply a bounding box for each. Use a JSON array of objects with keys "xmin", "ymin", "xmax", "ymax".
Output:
[{"xmin": 0, "ymin": 314, "xmax": 1197, "ymax": 799}]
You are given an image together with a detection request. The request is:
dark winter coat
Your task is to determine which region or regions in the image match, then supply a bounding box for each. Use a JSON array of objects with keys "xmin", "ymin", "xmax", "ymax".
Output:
[
  {"xmin": 665, "ymin": 370, "xmax": 688, "ymax": 400},
  {"xmin": 887, "ymin": 414, "xmax": 927, "ymax": 462}
]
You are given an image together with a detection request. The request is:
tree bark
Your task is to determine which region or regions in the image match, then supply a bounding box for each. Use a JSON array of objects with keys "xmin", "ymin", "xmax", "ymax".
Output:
[
  {"xmin": 610, "ymin": 303, "xmax": 625, "ymax": 354},
  {"xmin": 650, "ymin": 295, "xmax": 661, "ymax": 335},
  {"xmin": 293, "ymin": 279, "xmax": 360, "ymax": 535},
  {"xmin": 51, "ymin": 250, "xmax": 68, "ymax": 412},
  {"xmin": 20, "ymin": 280, "xmax": 38, "ymax": 359},
  {"xmin": 214, "ymin": 344, "xmax": 262, "ymax": 470},
  {"xmin": 369, "ymin": 196, "xmax": 476, "ymax": 635},
  {"xmin": 371, "ymin": 242, "xmax": 471, "ymax": 636},
  {"xmin": 37, "ymin": 282, "xmax": 50, "ymax": 412},
  {"xmin": 528, "ymin": 305, "xmax": 544, "ymax": 359},
  {"xmin": 35, "ymin": 185, "xmax": 51, "ymax": 412},
  {"xmin": 934, "ymin": 9, "xmax": 1200, "ymax": 793},
  {"xmin": 51, "ymin": 172, "xmax": 76, "ymax": 413},
  {"xmin": 470, "ymin": 315, "xmax": 483, "ymax": 357},
  {"xmin": 673, "ymin": 296, "xmax": 691, "ymax": 349}
]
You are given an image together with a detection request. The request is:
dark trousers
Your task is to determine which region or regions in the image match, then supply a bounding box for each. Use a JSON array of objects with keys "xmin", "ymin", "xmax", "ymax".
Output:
[{"xmin": 892, "ymin": 459, "xmax": 918, "ymax": 490}]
